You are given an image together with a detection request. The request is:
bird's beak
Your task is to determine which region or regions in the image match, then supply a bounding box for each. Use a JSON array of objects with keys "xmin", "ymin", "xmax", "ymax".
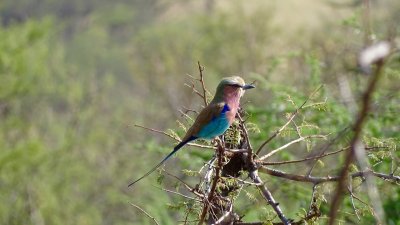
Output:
[{"xmin": 242, "ymin": 84, "xmax": 256, "ymax": 90}]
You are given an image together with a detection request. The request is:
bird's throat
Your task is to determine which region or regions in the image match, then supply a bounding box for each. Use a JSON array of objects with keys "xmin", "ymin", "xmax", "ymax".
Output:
[{"xmin": 223, "ymin": 86, "xmax": 242, "ymax": 123}]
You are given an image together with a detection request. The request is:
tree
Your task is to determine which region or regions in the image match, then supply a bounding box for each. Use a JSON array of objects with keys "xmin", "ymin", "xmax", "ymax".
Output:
[{"xmin": 132, "ymin": 54, "xmax": 399, "ymax": 224}]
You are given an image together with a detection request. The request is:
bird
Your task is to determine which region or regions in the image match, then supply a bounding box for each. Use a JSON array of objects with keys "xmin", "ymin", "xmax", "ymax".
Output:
[{"xmin": 128, "ymin": 76, "xmax": 255, "ymax": 187}]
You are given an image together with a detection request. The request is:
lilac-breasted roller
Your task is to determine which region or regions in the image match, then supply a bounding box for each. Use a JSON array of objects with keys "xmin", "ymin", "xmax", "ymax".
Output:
[{"xmin": 128, "ymin": 76, "xmax": 255, "ymax": 187}]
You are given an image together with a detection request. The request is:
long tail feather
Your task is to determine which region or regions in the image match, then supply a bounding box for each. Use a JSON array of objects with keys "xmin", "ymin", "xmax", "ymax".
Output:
[{"xmin": 128, "ymin": 136, "xmax": 197, "ymax": 187}]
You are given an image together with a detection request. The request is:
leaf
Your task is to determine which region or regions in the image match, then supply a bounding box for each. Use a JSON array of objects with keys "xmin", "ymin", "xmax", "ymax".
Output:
[{"xmin": 181, "ymin": 169, "xmax": 198, "ymax": 177}]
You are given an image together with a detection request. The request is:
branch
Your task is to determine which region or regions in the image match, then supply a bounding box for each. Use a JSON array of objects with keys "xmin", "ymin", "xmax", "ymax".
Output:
[
  {"xmin": 162, "ymin": 170, "xmax": 206, "ymax": 199},
  {"xmin": 233, "ymin": 207, "xmax": 320, "ymax": 225},
  {"xmin": 197, "ymin": 141, "xmax": 224, "ymax": 225},
  {"xmin": 185, "ymin": 81, "xmax": 206, "ymax": 101},
  {"xmin": 256, "ymin": 85, "xmax": 323, "ymax": 155},
  {"xmin": 259, "ymin": 166, "xmax": 400, "ymax": 184},
  {"xmin": 328, "ymin": 56, "xmax": 386, "ymax": 224},
  {"xmin": 213, "ymin": 203, "xmax": 233, "ymax": 225},
  {"xmin": 261, "ymin": 142, "xmax": 392, "ymax": 166},
  {"xmin": 237, "ymin": 113, "xmax": 254, "ymax": 167},
  {"xmin": 132, "ymin": 124, "xmax": 215, "ymax": 150},
  {"xmin": 198, "ymin": 61, "xmax": 209, "ymax": 106},
  {"xmin": 260, "ymin": 147, "xmax": 348, "ymax": 166},
  {"xmin": 249, "ymin": 170, "xmax": 292, "ymax": 225},
  {"xmin": 130, "ymin": 203, "xmax": 160, "ymax": 225},
  {"xmin": 306, "ymin": 126, "xmax": 350, "ymax": 177},
  {"xmin": 259, "ymin": 135, "xmax": 327, "ymax": 161},
  {"xmin": 240, "ymin": 112, "xmax": 292, "ymax": 224}
]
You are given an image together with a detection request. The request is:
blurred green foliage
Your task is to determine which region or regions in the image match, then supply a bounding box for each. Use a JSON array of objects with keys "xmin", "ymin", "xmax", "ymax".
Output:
[{"xmin": 0, "ymin": 0, "xmax": 399, "ymax": 224}]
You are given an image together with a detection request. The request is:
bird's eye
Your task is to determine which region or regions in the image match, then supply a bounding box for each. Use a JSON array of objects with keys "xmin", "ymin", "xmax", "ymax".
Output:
[{"xmin": 229, "ymin": 84, "xmax": 242, "ymax": 88}]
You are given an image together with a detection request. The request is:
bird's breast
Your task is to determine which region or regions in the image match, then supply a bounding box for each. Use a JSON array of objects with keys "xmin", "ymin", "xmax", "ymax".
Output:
[
  {"xmin": 225, "ymin": 108, "xmax": 237, "ymax": 124},
  {"xmin": 225, "ymin": 101, "xmax": 239, "ymax": 124}
]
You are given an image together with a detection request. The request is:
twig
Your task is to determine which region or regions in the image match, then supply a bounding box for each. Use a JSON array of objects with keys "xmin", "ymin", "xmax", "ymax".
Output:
[
  {"xmin": 351, "ymin": 192, "xmax": 377, "ymax": 218},
  {"xmin": 347, "ymin": 183, "xmax": 361, "ymax": 221},
  {"xmin": 262, "ymin": 145, "xmax": 387, "ymax": 168},
  {"xmin": 259, "ymin": 135, "xmax": 327, "ymax": 161},
  {"xmin": 162, "ymin": 169, "xmax": 195, "ymax": 190},
  {"xmin": 260, "ymin": 147, "xmax": 348, "ymax": 166},
  {"xmin": 256, "ymin": 85, "xmax": 323, "ymax": 155},
  {"xmin": 130, "ymin": 203, "xmax": 160, "ymax": 225},
  {"xmin": 178, "ymin": 109, "xmax": 195, "ymax": 122},
  {"xmin": 213, "ymin": 203, "xmax": 233, "ymax": 225},
  {"xmin": 157, "ymin": 186, "xmax": 202, "ymax": 202},
  {"xmin": 306, "ymin": 126, "xmax": 349, "ymax": 177},
  {"xmin": 185, "ymin": 81, "xmax": 206, "ymax": 101},
  {"xmin": 198, "ymin": 61, "xmax": 209, "ymax": 106},
  {"xmin": 132, "ymin": 124, "xmax": 215, "ymax": 150},
  {"xmin": 182, "ymin": 106, "xmax": 199, "ymax": 115}
]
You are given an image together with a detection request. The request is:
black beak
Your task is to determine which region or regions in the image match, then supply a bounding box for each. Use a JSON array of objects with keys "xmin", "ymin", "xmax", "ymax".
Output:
[{"xmin": 242, "ymin": 84, "xmax": 256, "ymax": 90}]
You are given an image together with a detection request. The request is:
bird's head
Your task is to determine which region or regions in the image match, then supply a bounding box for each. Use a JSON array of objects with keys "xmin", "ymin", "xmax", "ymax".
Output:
[{"xmin": 212, "ymin": 76, "xmax": 255, "ymax": 103}]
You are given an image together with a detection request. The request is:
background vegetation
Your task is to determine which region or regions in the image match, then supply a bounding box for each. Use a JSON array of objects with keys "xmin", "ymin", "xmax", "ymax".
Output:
[{"xmin": 0, "ymin": 0, "xmax": 399, "ymax": 224}]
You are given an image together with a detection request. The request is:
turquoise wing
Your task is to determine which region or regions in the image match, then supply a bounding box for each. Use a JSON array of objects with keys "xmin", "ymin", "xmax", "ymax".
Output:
[{"xmin": 196, "ymin": 104, "xmax": 230, "ymax": 139}]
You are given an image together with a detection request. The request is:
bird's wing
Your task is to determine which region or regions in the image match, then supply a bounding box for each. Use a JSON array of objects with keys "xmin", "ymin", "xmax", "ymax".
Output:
[
  {"xmin": 182, "ymin": 102, "xmax": 226, "ymax": 141},
  {"xmin": 128, "ymin": 103, "xmax": 226, "ymax": 187}
]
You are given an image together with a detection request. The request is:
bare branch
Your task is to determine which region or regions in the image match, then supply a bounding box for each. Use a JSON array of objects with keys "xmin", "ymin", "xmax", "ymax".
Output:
[
  {"xmin": 198, "ymin": 61, "xmax": 209, "ymax": 106},
  {"xmin": 185, "ymin": 82, "xmax": 206, "ymax": 100},
  {"xmin": 132, "ymin": 124, "xmax": 215, "ymax": 150},
  {"xmin": 328, "ymin": 56, "xmax": 387, "ymax": 224}
]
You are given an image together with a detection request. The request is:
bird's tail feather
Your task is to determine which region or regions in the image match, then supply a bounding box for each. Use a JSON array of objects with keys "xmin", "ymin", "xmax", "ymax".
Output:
[{"xmin": 128, "ymin": 136, "xmax": 197, "ymax": 187}]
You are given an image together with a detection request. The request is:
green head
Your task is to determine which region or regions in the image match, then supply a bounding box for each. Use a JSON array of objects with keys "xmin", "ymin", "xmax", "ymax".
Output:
[{"xmin": 211, "ymin": 76, "xmax": 255, "ymax": 103}]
